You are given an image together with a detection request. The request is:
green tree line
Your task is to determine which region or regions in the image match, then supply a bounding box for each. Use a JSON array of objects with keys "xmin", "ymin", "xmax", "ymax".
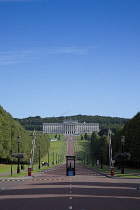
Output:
[
  {"xmin": 0, "ymin": 106, "xmax": 50, "ymax": 164},
  {"xmin": 112, "ymin": 112, "xmax": 140, "ymax": 168},
  {"xmin": 15, "ymin": 114, "xmax": 128, "ymax": 131},
  {"xmin": 89, "ymin": 112, "xmax": 140, "ymax": 168}
]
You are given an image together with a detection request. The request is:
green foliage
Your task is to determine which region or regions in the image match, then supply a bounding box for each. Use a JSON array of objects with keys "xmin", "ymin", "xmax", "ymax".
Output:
[
  {"xmin": 15, "ymin": 114, "xmax": 128, "ymax": 131},
  {"xmin": 76, "ymin": 139, "xmax": 91, "ymax": 160},
  {"xmin": 91, "ymin": 131, "xmax": 101, "ymax": 161},
  {"xmin": 33, "ymin": 133, "xmax": 50, "ymax": 163},
  {"xmin": 112, "ymin": 112, "xmax": 140, "ymax": 167},
  {"xmin": 84, "ymin": 133, "xmax": 90, "ymax": 140},
  {"xmin": 90, "ymin": 131, "xmax": 109, "ymax": 164},
  {"xmin": 0, "ymin": 106, "xmax": 50, "ymax": 163}
]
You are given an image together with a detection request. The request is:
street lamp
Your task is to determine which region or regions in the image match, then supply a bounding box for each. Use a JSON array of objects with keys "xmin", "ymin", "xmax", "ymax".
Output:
[
  {"xmin": 84, "ymin": 153, "xmax": 85, "ymax": 164},
  {"xmin": 53, "ymin": 152, "xmax": 54, "ymax": 165},
  {"xmin": 11, "ymin": 126, "xmax": 14, "ymax": 175},
  {"xmin": 56, "ymin": 154, "xmax": 57, "ymax": 164},
  {"xmin": 48, "ymin": 151, "xmax": 49, "ymax": 166},
  {"xmin": 92, "ymin": 152, "xmax": 94, "ymax": 167},
  {"xmin": 17, "ymin": 136, "xmax": 21, "ymax": 174},
  {"xmin": 38, "ymin": 146, "xmax": 41, "ymax": 169},
  {"xmin": 100, "ymin": 147, "xmax": 103, "ymax": 169},
  {"xmin": 121, "ymin": 136, "xmax": 125, "ymax": 174},
  {"xmin": 87, "ymin": 154, "xmax": 88, "ymax": 165}
]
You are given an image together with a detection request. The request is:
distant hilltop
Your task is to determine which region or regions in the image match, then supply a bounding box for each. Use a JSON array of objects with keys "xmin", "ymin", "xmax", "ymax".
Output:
[{"xmin": 14, "ymin": 114, "xmax": 128, "ymax": 131}]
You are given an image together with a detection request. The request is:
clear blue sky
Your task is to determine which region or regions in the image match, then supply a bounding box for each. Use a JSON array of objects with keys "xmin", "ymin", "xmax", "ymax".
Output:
[{"xmin": 0, "ymin": 0, "xmax": 140, "ymax": 119}]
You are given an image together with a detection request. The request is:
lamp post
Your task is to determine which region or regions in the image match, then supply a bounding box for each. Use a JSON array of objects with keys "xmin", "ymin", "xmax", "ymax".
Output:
[
  {"xmin": 48, "ymin": 151, "xmax": 49, "ymax": 166},
  {"xmin": 92, "ymin": 152, "xmax": 94, "ymax": 167},
  {"xmin": 11, "ymin": 126, "xmax": 14, "ymax": 175},
  {"xmin": 58, "ymin": 154, "xmax": 60, "ymax": 163},
  {"xmin": 84, "ymin": 153, "xmax": 85, "ymax": 164},
  {"xmin": 121, "ymin": 136, "xmax": 125, "ymax": 174},
  {"xmin": 56, "ymin": 154, "xmax": 57, "ymax": 164},
  {"xmin": 87, "ymin": 154, "xmax": 88, "ymax": 165},
  {"xmin": 101, "ymin": 147, "xmax": 103, "ymax": 169},
  {"xmin": 17, "ymin": 136, "xmax": 21, "ymax": 174},
  {"xmin": 53, "ymin": 152, "xmax": 54, "ymax": 165},
  {"xmin": 38, "ymin": 146, "xmax": 41, "ymax": 169}
]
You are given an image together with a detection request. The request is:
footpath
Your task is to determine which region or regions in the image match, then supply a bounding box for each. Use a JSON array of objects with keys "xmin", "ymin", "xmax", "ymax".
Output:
[
  {"xmin": 1, "ymin": 164, "xmax": 140, "ymax": 179},
  {"xmin": 0, "ymin": 164, "xmax": 62, "ymax": 180},
  {"xmin": 80, "ymin": 163, "xmax": 140, "ymax": 179}
]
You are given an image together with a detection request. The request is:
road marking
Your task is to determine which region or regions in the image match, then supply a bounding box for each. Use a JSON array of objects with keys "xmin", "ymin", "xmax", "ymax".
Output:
[
  {"xmin": 0, "ymin": 180, "xmax": 24, "ymax": 182},
  {"xmin": 32, "ymin": 178, "xmax": 63, "ymax": 181}
]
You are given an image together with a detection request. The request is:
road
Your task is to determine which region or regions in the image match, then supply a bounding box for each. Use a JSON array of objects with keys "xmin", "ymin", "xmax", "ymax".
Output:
[{"xmin": 0, "ymin": 138, "xmax": 140, "ymax": 210}]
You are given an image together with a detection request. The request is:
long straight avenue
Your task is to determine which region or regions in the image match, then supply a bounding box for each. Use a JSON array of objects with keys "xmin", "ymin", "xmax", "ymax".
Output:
[{"xmin": 0, "ymin": 138, "xmax": 140, "ymax": 210}]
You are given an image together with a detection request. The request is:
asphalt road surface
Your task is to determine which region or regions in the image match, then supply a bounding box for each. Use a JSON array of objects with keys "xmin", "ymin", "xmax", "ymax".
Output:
[{"xmin": 0, "ymin": 138, "xmax": 140, "ymax": 210}]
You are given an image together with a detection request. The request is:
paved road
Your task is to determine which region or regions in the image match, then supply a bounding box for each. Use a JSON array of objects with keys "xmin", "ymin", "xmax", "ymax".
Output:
[
  {"xmin": 67, "ymin": 135, "xmax": 75, "ymax": 156},
  {"xmin": 0, "ymin": 138, "xmax": 140, "ymax": 210}
]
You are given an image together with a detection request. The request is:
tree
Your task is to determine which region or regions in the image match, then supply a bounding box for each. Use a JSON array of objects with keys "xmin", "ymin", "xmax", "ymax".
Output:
[
  {"xmin": 0, "ymin": 106, "xmax": 50, "ymax": 164},
  {"xmin": 84, "ymin": 133, "xmax": 90, "ymax": 140},
  {"xmin": 91, "ymin": 131, "xmax": 101, "ymax": 162},
  {"xmin": 81, "ymin": 135, "xmax": 83, "ymax": 140},
  {"xmin": 113, "ymin": 112, "xmax": 140, "ymax": 167}
]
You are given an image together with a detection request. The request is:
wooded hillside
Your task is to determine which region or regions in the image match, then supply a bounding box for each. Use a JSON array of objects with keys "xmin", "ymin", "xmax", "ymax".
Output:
[
  {"xmin": 15, "ymin": 114, "xmax": 128, "ymax": 132},
  {"xmin": 0, "ymin": 106, "xmax": 50, "ymax": 163}
]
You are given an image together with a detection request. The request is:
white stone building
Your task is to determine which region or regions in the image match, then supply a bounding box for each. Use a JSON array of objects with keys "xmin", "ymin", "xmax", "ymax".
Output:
[{"xmin": 43, "ymin": 120, "xmax": 99, "ymax": 134}]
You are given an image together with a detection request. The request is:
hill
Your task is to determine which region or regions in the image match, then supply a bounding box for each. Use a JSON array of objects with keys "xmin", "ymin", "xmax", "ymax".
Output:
[
  {"xmin": 15, "ymin": 115, "xmax": 128, "ymax": 132},
  {"xmin": 0, "ymin": 106, "xmax": 50, "ymax": 163}
]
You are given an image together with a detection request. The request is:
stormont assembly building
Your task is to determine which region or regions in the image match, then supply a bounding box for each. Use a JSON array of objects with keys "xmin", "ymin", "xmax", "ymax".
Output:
[{"xmin": 43, "ymin": 120, "xmax": 99, "ymax": 135}]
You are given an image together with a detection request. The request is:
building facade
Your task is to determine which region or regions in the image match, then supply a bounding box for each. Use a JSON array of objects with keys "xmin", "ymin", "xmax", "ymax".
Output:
[{"xmin": 43, "ymin": 120, "xmax": 99, "ymax": 134}]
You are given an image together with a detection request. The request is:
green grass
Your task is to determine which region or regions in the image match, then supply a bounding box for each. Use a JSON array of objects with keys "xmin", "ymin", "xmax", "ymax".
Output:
[
  {"xmin": 0, "ymin": 136, "xmax": 67, "ymax": 177},
  {"xmin": 0, "ymin": 164, "xmax": 28, "ymax": 174},
  {"xmin": 1, "ymin": 163, "xmax": 62, "ymax": 178},
  {"xmin": 75, "ymin": 139, "xmax": 91, "ymax": 157},
  {"xmin": 122, "ymin": 168, "xmax": 140, "ymax": 173},
  {"xmin": 40, "ymin": 139, "xmax": 66, "ymax": 164},
  {"xmin": 80, "ymin": 163, "xmax": 140, "ymax": 178}
]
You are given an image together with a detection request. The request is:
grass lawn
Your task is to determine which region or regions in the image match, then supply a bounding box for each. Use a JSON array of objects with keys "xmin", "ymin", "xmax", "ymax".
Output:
[
  {"xmin": 0, "ymin": 164, "xmax": 28, "ymax": 177},
  {"xmin": 80, "ymin": 163, "xmax": 140, "ymax": 178},
  {"xmin": 0, "ymin": 137, "xmax": 67, "ymax": 177},
  {"xmin": 0, "ymin": 164, "xmax": 22, "ymax": 174},
  {"xmin": 41, "ymin": 139, "xmax": 67, "ymax": 164},
  {"xmin": 75, "ymin": 138, "xmax": 91, "ymax": 157}
]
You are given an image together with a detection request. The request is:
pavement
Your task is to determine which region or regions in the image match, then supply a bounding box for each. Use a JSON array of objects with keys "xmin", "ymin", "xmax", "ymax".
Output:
[{"xmin": 81, "ymin": 164, "xmax": 140, "ymax": 179}]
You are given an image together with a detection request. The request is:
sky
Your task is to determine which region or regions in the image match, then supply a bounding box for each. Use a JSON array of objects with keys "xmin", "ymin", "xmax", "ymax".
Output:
[{"xmin": 0, "ymin": 0, "xmax": 140, "ymax": 119}]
